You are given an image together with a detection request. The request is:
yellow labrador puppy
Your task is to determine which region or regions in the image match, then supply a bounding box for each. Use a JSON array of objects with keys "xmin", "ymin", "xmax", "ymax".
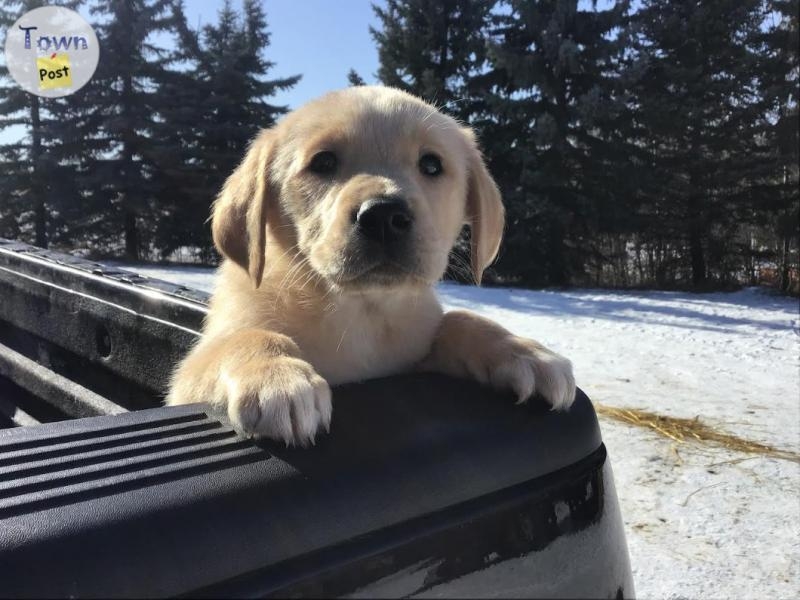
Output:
[{"xmin": 167, "ymin": 86, "xmax": 575, "ymax": 445}]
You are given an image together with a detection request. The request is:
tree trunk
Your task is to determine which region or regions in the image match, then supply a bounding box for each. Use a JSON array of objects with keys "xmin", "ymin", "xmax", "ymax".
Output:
[
  {"xmin": 124, "ymin": 211, "xmax": 139, "ymax": 261},
  {"xmin": 546, "ymin": 218, "xmax": 568, "ymax": 286},
  {"xmin": 780, "ymin": 235, "xmax": 790, "ymax": 293},
  {"xmin": 689, "ymin": 221, "xmax": 706, "ymax": 286},
  {"xmin": 687, "ymin": 161, "xmax": 706, "ymax": 286},
  {"xmin": 122, "ymin": 134, "xmax": 139, "ymax": 261},
  {"xmin": 121, "ymin": 0, "xmax": 139, "ymax": 261},
  {"xmin": 30, "ymin": 95, "xmax": 47, "ymax": 249}
]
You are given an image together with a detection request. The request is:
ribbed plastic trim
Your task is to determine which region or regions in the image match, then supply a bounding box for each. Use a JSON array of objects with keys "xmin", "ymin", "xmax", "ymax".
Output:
[{"xmin": 0, "ymin": 405, "xmax": 264, "ymax": 516}]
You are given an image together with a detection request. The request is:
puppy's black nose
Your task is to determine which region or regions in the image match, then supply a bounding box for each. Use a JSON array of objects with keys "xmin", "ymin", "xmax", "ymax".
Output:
[{"xmin": 355, "ymin": 197, "xmax": 413, "ymax": 243}]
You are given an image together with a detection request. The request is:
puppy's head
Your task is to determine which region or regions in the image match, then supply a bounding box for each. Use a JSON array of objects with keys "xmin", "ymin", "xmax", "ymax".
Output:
[{"xmin": 212, "ymin": 86, "xmax": 504, "ymax": 291}]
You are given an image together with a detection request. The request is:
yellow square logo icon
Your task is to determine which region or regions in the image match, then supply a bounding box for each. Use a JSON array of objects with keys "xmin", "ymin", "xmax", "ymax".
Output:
[{"xmin": 36, "ymin": 53, "xmax": 73, "ymax": 90}]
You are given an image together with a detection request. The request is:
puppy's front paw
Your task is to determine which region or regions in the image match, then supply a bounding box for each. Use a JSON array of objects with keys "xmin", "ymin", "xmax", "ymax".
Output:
[
  {"xmin": 488, "ymin": 337, "xmax": 576, "ymax": 410},
  {"xmin": 221, "ymin": 356, "xmax": 332, "ymax": 446}
]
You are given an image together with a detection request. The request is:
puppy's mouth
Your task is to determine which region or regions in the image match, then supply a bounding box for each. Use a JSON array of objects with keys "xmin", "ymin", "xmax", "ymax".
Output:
[{"xmin": 330, "ymin": 252, "xmax": 424, "ymax": 288}]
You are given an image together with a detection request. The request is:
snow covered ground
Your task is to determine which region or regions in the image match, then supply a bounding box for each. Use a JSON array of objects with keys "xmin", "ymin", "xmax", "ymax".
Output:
[{"xmin": 123, "ymin": 263, "xmax": 800, "ymax": 599}]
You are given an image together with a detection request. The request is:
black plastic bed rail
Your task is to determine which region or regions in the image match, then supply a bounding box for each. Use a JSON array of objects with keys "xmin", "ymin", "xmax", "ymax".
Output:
[
  {"xmin": 0, "ymin": 238, "xmax": 206, "ymax": 424},
  {"xmin": 0, "ymin": 238, "xmax": 634, "ymax": 598}
]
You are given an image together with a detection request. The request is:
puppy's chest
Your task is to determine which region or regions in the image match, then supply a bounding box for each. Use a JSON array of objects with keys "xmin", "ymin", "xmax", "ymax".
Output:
[{"xmin": 288, "ymin": 298, "xmax": 440, "ymax": 385}]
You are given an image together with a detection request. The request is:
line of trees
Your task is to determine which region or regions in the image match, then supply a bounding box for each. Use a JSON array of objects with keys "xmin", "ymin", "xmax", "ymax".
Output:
[
  {"xmin": 0, "ymin": 0, "xmax": 797, "ymax": 294},
  {"xmin": 369, "ymin": 0, "xmax": 799, "ymax": 292},
  {"xmin": 0, "ymin": 0, "xmax": 297, "ymax": 262}
]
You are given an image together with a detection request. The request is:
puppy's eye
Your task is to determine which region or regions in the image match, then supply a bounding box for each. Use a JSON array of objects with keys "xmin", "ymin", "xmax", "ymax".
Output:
[
  {"xmin": 419, "ymin": 153, "xmax": 443, "ymax": 177},
  {"xmin": 308, "ymin": 151, "xmax": 338, "ymax": 175}
]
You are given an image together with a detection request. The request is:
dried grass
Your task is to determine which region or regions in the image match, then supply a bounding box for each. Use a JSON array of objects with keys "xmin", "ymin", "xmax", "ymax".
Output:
[{"xmin": 595, "ymin": 404, "xmax": 800, "ymax": 464}]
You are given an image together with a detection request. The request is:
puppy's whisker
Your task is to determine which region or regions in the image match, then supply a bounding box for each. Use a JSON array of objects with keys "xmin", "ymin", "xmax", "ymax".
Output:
[
  {"xmin": 335, "ymin": 308, "xmax": 360, "ymax": 353},
  {"xmin": 273, "ymin": 252, "xmax": 314, "ymax": 309},
  {"xmin": 296, "ymin": 267, "xmax": 323, "ymax": 294},
  {"xmin": 265, "ymin": 243, "xmax": 302, "ymax": 278},
  {"xmin": 285, "ymin": 261, "xmax": 316, "ymax": 294},
  {"xmin": 266, "ymin": 242, "xmax": 302, "ymax": 267},
  {"xmin": 275, "ymin": 259, "xmax": 301, "ymax": 294}
]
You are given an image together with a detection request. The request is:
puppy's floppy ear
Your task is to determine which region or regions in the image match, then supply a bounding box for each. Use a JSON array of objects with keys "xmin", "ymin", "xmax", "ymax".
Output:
[
  {"xmin": 212, "ymin": 129, "xmax": 275, "ymax": 289},
  {"xmin": 462, "ymin": 128, "xmax": 505, "ymax": 284}
]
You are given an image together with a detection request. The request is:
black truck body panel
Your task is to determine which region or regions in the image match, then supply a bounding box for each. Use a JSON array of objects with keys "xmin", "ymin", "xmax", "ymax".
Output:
[
  {"xmin": 0, "ymin": 239, "xmax": 204, "ymax": 419},
  {"xmin": 0, "ymin": 239, "xmax": 634, "ymax": 598}
]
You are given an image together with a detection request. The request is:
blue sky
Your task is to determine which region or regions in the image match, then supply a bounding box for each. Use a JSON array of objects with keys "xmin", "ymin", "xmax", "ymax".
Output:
[
  {"xmin": 0, "ymin": 1, "xmax": 384, "ymax": 144},
  {"xmin": 2, "ymin": 0, "xmax": 631, "ymax": 143},
  {"xmin": 183, "ymin": 0, "xmax": 384, "ymax": 109}
]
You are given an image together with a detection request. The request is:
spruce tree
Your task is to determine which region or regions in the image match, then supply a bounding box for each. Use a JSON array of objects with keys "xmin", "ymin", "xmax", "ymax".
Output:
[
  {"xmin": 484, "ymin": 0, "xmax": 632, "ymax": 285},
  {"xmin": 0, "ymin": 0, "xmax": 81, "ymax": 248},
  {"xmin": 347, "ymin": 68, "xmax": 366, "ymax": 86},
  {"xmin": 151, "ymin": 0, "xmax": 299, "ymax": 260},
  {"xmin": 371, "ymin": 0, "xmax": 495, "ymax": 121},
  {"xmin": 192, "ymin": 0, "xmax": 299, "ymax": 180},
  {"xmin": 147, "ymin": 0, "xmax": 214, "ymax": 260},
  {"xmin": 757, "ymin": 0, "xmax": 799, "ymax": 292},
  {"xmin": 65, "ymin": 0, "xmax": 187, "ymax": 260},
  {"xmin": 629, "ymin": 0, "xmax": 769, "ymax": 286}
]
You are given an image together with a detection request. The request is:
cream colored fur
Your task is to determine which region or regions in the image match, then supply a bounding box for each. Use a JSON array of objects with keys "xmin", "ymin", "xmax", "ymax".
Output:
[{"xmin": 166, "ymin": 86, "xmax": 575, "ymax": 445}]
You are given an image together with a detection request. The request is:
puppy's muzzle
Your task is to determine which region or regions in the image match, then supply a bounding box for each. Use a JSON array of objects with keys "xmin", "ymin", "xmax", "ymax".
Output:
[{"xmin": 354, "ymin": 197, "xmax": 413, "ymax": 245}]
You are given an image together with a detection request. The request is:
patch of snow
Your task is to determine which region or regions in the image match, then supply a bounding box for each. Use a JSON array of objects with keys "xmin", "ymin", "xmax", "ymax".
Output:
[
  {"xmin": 116, "ymin": 263, "xmax": 800, "ymax": 599},
  {"xmin": 105, "ymin": 262, "xmax": 218, "ymax": 294}
]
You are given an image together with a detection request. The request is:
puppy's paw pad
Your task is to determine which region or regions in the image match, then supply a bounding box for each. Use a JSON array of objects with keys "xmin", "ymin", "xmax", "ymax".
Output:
[{"xmin": 223, "ymin": 358, "xmax": 332, "ymax": 446}]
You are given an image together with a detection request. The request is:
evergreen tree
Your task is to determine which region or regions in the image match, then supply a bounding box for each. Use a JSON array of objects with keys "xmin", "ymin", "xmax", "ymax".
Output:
[
  {"xmin": 151, "ymin": 0, "xmax": 299, "ymax": 260},
  {"xmin": 64, "ymin": 0, "xmax": 188, "ymax": 260},
  {"xmin": 757, "ymin": 0, "xmax": 799, "ymax": 292},
  {"xmin": 347, "ymin": 68, "xmax": 366, "ymax": 86},
  {"xmin": 147, "ymin": 0, "xmax": 215, "ymax": 260},
  {"xmin": 35, "ymin": 87, "xmax": 98, "ymax": 250},
  {"xmin": 483, "ymin": 0, "xmax": 632, "ymax": 285},
  {"xmin": 629, "ymin": 0, "xmax": 769, "ymax": 286},
  {"xmin": 0, "ymin": 0, "xmax": 81, "ymax": 248},
  {"xmin": 371, "ymin": 0, "xmax": 495, "ymax": 121}
]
